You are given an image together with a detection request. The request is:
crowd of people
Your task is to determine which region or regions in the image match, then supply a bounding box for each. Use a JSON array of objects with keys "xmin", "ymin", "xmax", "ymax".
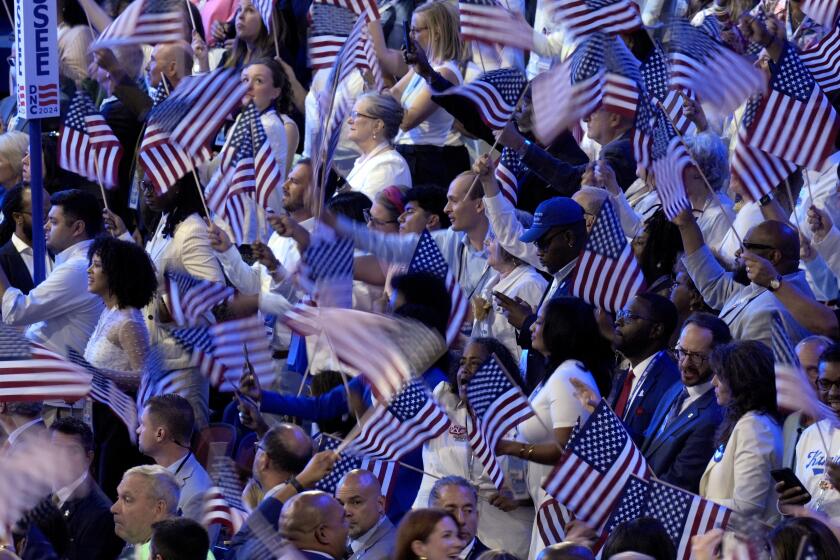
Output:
[{"xmin": 1, "ymin": 0, "xmax": 840, "ymax": 557}]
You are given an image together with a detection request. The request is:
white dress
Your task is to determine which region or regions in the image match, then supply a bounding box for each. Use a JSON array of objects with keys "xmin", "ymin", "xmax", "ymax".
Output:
[
  {"xmin": 346, "ymin": 143, "xmax": 413, "ymax": 202},
  {"xmin": 84, "ymin": 306, "xmax": 150, "ymax": 390},
  {"xmin": 517, "ymin": 360, "xmax": 599, "ymax": 559}
]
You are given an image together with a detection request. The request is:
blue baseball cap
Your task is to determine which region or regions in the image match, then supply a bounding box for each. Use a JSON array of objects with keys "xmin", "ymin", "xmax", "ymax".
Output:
[{"xmin": 519, "ymin": 197, "xmax": 585, "ymax": 243}]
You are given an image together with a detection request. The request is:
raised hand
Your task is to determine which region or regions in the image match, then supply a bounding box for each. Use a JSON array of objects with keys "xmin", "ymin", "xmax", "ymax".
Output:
[
  {"xmin": 102, "ymin": 208, "xmax": 127, "ymax": 237},
  {"xmin": 807, "ymin": 205, "xmax": 833, "ymax": 243},
  {"xmin": 492, "ymin": 291, "xmax": 532, "ymax": 330},
  {"xmin": 207, "ymin": 222, "xmax": 233, "ymax": 253},
  {"xmin": 741, "ymin": 251, "xmax": 779, "ymax": 288}
]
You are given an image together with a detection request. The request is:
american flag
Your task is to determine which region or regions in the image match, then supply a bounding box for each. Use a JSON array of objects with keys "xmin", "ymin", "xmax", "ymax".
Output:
[
  {"xmin": 314, "ymin": 435, "xmax": 399, "ymax": 506},
  {"xmin": 313, "ymin": 0, "xmax": 379, "ymax": 23},
  {"xmin": 345, "ymin": 378, "xmax": 450, "ymax": 462},
  {"xmin": 547, "ymin": 0, "xmax": 642, "ymax": 40},
  {"xmin": 542, "ymin": 400, "xmax": 650, "ymax": 531},
  {"xmin": 495, "ymin": 147, "xmax": 525, "ymax": 206},
  {"xmin": 93, "ymin": 0, "xmax": 184, "ymax": 47},
  {"xmin": 650, "ymin": 110, "xmax": 693, "ymax": 221},
  {"xmin": 67, "ymin": 349, "xmax": 139, "ymax": 443},
  {"xmin": 408, "ymin": 230, "xmax": 468, "ymax": 346},
  {"xmin": 249, "ymin": 103, "xmax": 284, "ymax": 211},
  {"xmin": 643, "ymin": 479, "xmax": 731, "ymax": 560},
  {"xmin": 254, "ymin": 0, "xmax": 276, "ymax": 31},
  {"xmin": 458, "ymin": 0, "xmax": 535, "ymax": 50},
  {"xmin": 667, "ymin": 19, "xmax": 766, "ymax": 117},
  {"xmin": 602, "ymin": 36, "xmax": 642, "ymax": 118},
  {"xmin": 633, "ymin": 92, "xmax": 657, "ymax": 178},
  {"xmin": 746, "ymin": 42, "xmax": 839, "ymax": 170},
  {"xmin": 639, "ymin": 48, "xmax": 695, "ymax": 138},
  {"xmin": 0, "ymin": 326, "xmax": 91, "ymax": 402},
  {"xmin": 282, "ymin": 305, "xmax": 447, "ymax": 400},
  {"xmin": 206, "ymin": 103, "xmax": 267, "ymax": 244},
  {"xmin": 435, "ymin": 68, "xmax": 528, "ymax": 130},
  {"xmin": 153, "ymin": 68, "xmax": 248, "ymax": 158},
  {"xmin": 308, "ymin": 3, "xmax": 358, "ymax": 70},
  {"xmin": 354, "ymin": 26, "xmax": 384, "ymax": 91},
  {"xmin": 465, "ymin": 357, "xmax": 534, "ymax": 489},
  {"xmin": 537, "ymin": 498, "xmax": 573, "ymax": 546},
  {"xmin": 164, "ymin": 271, "xmax": 234, "ymax": 327},
  {"xmin": 139, "ymin": 78, "xmax": 212, "ymax": 194},
  {"xmin": 532, "ymin": 33, "xmax": 606, "ymax": 145},
  {"xmin": 203, "ymin": 456, "xmax": 248, "ymax": 534},
  {"xmin": 731, "ymin": 95, "xmax": 797, "ymax": 203},
  {"xmin": 136, "ymin": 345, "xmax": 194, "ymax": 408},
  {"xmin": 570, "ymin": 200, "xmax": 646, "ymax": 313},
  {"xmin": 801, "ymin": 24, "xmax": 840, "ymax": 94},
  {"xmin": 771, "ymin": 312, "xmax": 799, "ymax": 367},
  {"xmin": 300, "ymin": 227, "xmax": 355, "ymax": 308},
  {"xmin": 603, "ymin": 475, "xmax": 650, "ymax": 534},
  {"xmin": 59, "ymin": 91, "xmax": 123, "ymax": 189},
  {"xmin": 801, "ymin": 0, "xmax": 840, "ymax": 28},
  {"xmin": 170, "ymin": 315, "xmax": 275, "ymax": 391}
]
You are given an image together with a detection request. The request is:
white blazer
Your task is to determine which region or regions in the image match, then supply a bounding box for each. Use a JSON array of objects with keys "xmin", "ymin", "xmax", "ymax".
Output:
[
  {"xmin": 346, "ymin": 144, "xmax": 412, "ymax": 202},
  {"xmin": 699, "ymin": 411, "xmax": 783, "ymax": 524}
]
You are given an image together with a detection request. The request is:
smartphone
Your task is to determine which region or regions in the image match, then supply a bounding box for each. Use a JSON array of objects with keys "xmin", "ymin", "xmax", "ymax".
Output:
[
  {"xmin": 771, "ymin": 468, "xmax": 811, "ymax": 500},
  {"xmin": 403, "ymin": 21, "xmax": 414, "ymax": 53}
]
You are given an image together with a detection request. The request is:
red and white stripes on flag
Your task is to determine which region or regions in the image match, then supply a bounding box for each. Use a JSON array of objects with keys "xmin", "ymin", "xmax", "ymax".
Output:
[
  {"xmin": 165, "ymin": 271, "xmax": 234, "ymax": 327},
  {"xmin": 254, "ymin": 0, "xmax": 277, "ymax": 31},
  {"xmin": 93, "ymin": 0, "xmax": 184, "ymax": 47},
  {"xmin": 537, "ymin": 498, "xmax": 573, "ymax": 546},
  {"xmin": 801, "ymin": 0, "xmax": 840, "ymax": 28},
  {"xmin": 495, "ymin": 147, "xmax": 525, "ymax": 206},
  {"xmin": 546, "ymin": 0, "xmax": 642, "ymax": 41},
  {"xmin": 0, "ymin": 327, "xmax": 91, "ymax": 402},
  {"xmin": 435, "ymin": 69, "xmax": 529, "ymax": 130},
  {"xmin": 353, "ymin": 26, "xmax": 384, "ymax": 90},
  {"xmin": 202, "ymin": 487, "xmax": 248, "ymax": 534},
  {"xmin": 59, "ymin": 92, "xmax": 123, "ymax": 189},
  {"xmin": 313, "ymin": 0, "xmax": 379, "ymax": 22},
  {"xmin": 801, "ymin": 25, "xmax": 840, "ymax": 93},
  {"xmin": 139, "ymin": 122, "xmax": 212, "ymax": 194},
  {"xmin": 458, "ymin": 0, "xmax": 535, "ymax": 50},
  {"xmin": 650, "ymin": 113, "xmax": 693, "ymax": 220},
  {"xmin": 571, "ymin": 201, "xmax": 646, "ymax": 313},
  {"xmin": 281, "ymin": 305, "xmax": 447, "ymax": 400}
]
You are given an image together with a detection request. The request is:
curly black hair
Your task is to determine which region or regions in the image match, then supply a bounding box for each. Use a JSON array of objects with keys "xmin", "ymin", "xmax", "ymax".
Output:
[
  {"xmin": 161, "ymin": 174, "xmax": 208, "ymax": 238},
  {"xmin": 88, "ymin": 236, "xmax": 157, "ymax": 310}
]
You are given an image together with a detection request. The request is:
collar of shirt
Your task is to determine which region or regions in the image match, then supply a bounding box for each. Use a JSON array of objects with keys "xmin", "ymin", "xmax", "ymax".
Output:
[
  {"xmin": 11, "ymin": 233, "xmax": 30, "ymax": 255},
  {"xmin": 55, "ymin": 472, "xmax": 87, "ymax": 507},
  {"xmin": 686, "ymin": 380, "xmax": 714, "ymax": 401},
  {"xmin": 55, "ymin": 239, "xmax": 94, "ymax": 266},
  {"xmin": 7, "ymin": 417, "xmax": 41, "ymax": 446},
  {"xmin": 459, "ymin": 538, "xmax": 476, "ymax": 559},
  {"xmin": 355, "ymin": 142, "xmax": 391, "ymax": 167},
  {"xmin": 554, "ymin": 258, "xmax": 578, "ymax": 282},
  {"xmin": 458, "ymin": 229, "xmax": 490, "ymax": 257},
  {"xmin": 350, "ymin": 516, "xmax": 388, "ymax": 553},
  {"xmin": 300, "ymin": 550, "xmax": 333, "ymax": 559},
  {"xmin": 628, "ymin": 351, "xmax": 661, "ymax": 401},
  {"xmin": 164, "ymin": 451, "xmax": 191, "ymax": 474}
]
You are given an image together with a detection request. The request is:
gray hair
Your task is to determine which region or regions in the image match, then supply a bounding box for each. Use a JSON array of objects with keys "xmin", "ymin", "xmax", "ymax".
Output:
[
  {"xmin": 683, "ymin": 132, "xmax": 729, "ymax": 193},
  {"xmin": 123, "ymin": 465, "xmax": 181, "ymax": 514},
  {"xmin": 0, "ymin": 131, "xmax": 29, "ymax": 178},
  {"xmin": 359, "ymin": 93, "xmax": 404, "ymax": 142},
  {"xmin": 428, "ymin": 475, "xmax": 478, "ymax": 507}
]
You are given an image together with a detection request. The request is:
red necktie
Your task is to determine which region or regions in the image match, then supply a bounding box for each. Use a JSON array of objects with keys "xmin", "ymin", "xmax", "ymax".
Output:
[{"xmin": 614, "ymin": 369, "xmax": 636, "ymax": 418}]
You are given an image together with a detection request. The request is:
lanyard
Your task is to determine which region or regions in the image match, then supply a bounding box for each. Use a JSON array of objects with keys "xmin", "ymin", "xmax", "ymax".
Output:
[
  {"xmin": 458, "ymin": 241, "xmax": 492, "ymax": 300},
  {"xmin": 173, "ymin": 451, "xmax": 192, "ymax": 476}
]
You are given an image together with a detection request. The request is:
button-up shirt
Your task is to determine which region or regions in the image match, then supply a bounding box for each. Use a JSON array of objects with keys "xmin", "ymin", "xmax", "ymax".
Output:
[
  {"xmin": 54, "ymin": 472, "xmax": 87, "ymax": 507},
  {"xmin": 682, "ymin": 380, "xmax": 714, "ymax": 414},
  {"xmin": 11, "ymin": 233, "xmax": 53, "ymax": 280},
  {"xmin": 350, "ymin": 516, "xmax": 388, "ymax": 554},
  {"xmin": 2, "ymin": 239, "xmax": 102, "ymax": 356}
]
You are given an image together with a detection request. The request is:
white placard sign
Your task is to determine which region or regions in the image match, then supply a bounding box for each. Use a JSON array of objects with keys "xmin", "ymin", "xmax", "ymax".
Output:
[{"xmin": 14, "ymin": 0, "xmax": 60, "ymax": 119}]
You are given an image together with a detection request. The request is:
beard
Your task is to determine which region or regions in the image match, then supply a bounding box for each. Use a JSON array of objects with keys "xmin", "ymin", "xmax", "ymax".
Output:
[{"xmin": 732, "ymin": 263, "xmax": 751, "ymax": 286}]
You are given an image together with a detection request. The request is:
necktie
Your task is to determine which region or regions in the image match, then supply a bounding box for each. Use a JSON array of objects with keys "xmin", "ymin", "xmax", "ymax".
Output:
[
  {"xmin": 614, "ymin": 369, "xmax": 635, "ymax": 418},
  {"xmin": 660, "ymin": 388, "xmax": 690, "ymax": 435}
]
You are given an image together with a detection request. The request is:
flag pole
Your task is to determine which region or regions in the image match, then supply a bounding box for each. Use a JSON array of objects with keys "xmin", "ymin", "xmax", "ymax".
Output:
[
  {"xmin": 91, "ymin": 158, "xmax": 111, "ymax": 212},
  {"xmin": 160, "ymin": 77, "xmax": 213, "ymax": 218},
  {"xmin": 271, "ymin": 10, "xmax": 282, "ymax": 60},
  {"xmin": 1, "ymin": 0, "xmax": 12, "ymax": 28},
  {"xmin": 655, "ymin": 100, "xmax": 744, "ymax": 249},
  {"xmin": 184, "ymin": 0, "xmax": 197, "ymax": 32}
]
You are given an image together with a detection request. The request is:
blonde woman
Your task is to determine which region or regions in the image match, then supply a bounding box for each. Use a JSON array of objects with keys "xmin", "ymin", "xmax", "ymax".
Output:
[
  {"xmin": 392, "ymin": 1, "xmax": 470, "ymax": 187},
  {"xmin": 0, "ymin": 132, "xmax": 28, "ymax": 192}
]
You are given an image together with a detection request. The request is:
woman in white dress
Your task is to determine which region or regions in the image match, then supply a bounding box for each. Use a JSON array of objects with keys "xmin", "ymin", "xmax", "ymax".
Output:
[
  {"xmin": 413, "ymin": 337, "xmax": 535, "ymax": 558},
  {"xmin": 700, "ymin": 340, "xmax": 783, "ymax": 524},
  {"xmin": 84, "ymin": 235, "xmax": 157, "ymax": 499},
  {"xmin": 494, "ymin": 297, "xmax": 613, "ymax": 558},
  {"xmin": 346, "ymin": 93, "xmax": 412, "ymax": 202}
]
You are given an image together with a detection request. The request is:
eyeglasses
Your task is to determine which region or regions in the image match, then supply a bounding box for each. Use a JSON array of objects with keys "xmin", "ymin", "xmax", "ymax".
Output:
[
  {"xmin": 534, "ymin": 230, "xmax": 564, "ymax": 251},
  {"xmin": 140, "ymin": 180, "xmax": 156, "ymax": 194},
  {"xmin": 616, "ymin": 309, "xmax": 652, "ymax": 323},
  {"xmin": 817, "ymin": 379, "xmax": 840, "ymax": 391},
  {"xmin": 742, "ymin": 242, "xmax": 776, "ymax": 252},
  {"xmin": 363, "ymin": 208, "xmax": 397, "ymax": 227},
  {"xmin": 673, "ymin": 346, "xmax": 710, "ymax": 364},
  {"xmin": 350, "ymin": 110, "xmax": 378, "ymax": 121}
]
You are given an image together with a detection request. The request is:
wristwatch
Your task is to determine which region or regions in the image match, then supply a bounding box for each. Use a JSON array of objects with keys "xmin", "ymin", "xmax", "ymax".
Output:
[
  {"xmin": 758, "ymin": 192, "xmax": 774, "ymax": 207},
  {"xmin": 768, "ymin": 274, "xmax": 783, "ymax": 292}
]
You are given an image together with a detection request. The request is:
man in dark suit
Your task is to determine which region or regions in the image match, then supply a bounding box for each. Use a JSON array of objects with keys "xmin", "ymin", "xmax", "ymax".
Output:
[
  {"xmin": 428, "ymin": 476, "xmax": 489, "ymax": 560},
  {"xmin": 641, "ymin": 313, "xmax": 731, "ymax": 493},
  {"xmin": 25, "ymin": 417, "xmax": 124, "ymax": 560},
  {"xmin": 279, "ymin": 491, "xmax": 349, "ymax": 560},
  {"xmin": 0, "ymin": 185, "xmax": 52, "ymax": 295},
  {"xmin": 150, "ymin": 518, "xmax": 210, "ymax": 560},
  {"xmin": 610, "ymin": 293, "xmax": 681, "ymax": 445}
]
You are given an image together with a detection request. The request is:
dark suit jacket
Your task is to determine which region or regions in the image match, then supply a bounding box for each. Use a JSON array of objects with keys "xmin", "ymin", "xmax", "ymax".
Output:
[
  {"xmin": 465, "ymin": 537, "xmax": 489, "ymax": 560},
  {"xmin": 28, "ymin": 476, "xmax": 123, "ymax": 560},
  {"xmin": 609, "ymin": 351, "xmax": 681, "ymax": 446},
  {"xmin": 0, "ymin": 239, "xmax": 35, "ymax": 294},
  {"xmin": 225, "ymin": 496, "xmax": 284, "ymax": 560},
  {"xmin": 641, "ymin": 384, "xmax": 724, "ymax": 494}
]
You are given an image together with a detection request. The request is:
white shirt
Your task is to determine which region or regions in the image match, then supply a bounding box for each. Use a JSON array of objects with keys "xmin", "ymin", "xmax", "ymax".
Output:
[
  {"xmin": 350, "ymin": 516, "xmax": 388, "ymax": 553},
  {"xmin": 54, "ymin": 472, "xmax": 87, "ymax": 507},
  {"xmin": 346, "ymin": 144, "xmax": 412, "ymax": 202},
  {"xmin": 395, "ymin": 62, "xmax": 463, "ymax": 147},
  {"xmin": 11, "ymin": 233, "xmax": 53, "ymax": 280},
  {"xmin": 459, "ymin": 538, "xmax": 476, "ymax": 559},
  {"xmin": 695, "ymin": 193, "xmax": 736, "ymax": 252},
  {"xmin": 794, "ymin": 419, "xmax": 840, "ymax": 521},
  {"xmin": 2, "ymin": 239, "xmax": 103, "ymax": 356},
  {"xmin": 681, "ymin": 380, "xmax": 714, "ymax": 414},
  {"xmin": 627, "ymin": 352, "xmax": 660, "ymax": 407},
  {"xmin": 718, "ymin": 200, "xmax": 763, "ymax": 266}
]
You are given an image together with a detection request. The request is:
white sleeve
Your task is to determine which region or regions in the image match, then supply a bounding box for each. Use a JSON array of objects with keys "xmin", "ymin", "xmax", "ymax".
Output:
[
  {"xmin": 215, "ymin": 246, "xmax": 263, "ymax": 294},
  {"xmin": 483, "ymin": 194, "xmax": 542, "ymax": 270}
]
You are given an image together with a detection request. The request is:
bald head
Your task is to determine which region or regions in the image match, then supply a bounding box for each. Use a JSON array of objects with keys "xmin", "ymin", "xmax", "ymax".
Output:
[
  {"xmin": 279, "ymin": 491, "xmax": 348, "ymax": 559},
  {"xmin": 744, "ymin": 220, "xmax": 800, "ymax": 273},
  {"xmin": 147, "ymin": 41, "xmax": 193, "ymax": 87},
  {"xmin": 336, "ymin": 470, "xmax": 385, "ymax": 538},
  {"xmin": 536, "ymin": 543, "xmax": 595, "ymax": 560},
  {"xmin": 253, "ymin": 423, "xmax": 312, "ymax": 488}
]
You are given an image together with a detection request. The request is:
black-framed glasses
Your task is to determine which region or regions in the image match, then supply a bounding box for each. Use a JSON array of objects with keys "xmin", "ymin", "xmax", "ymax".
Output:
[
  {"xmin": 817, "ymin": 379, "xmax": 840, "ymax": 391},
  {"xmin": 616, "ymin": 309, "xmax": 652, "ymax": 323},
  {"xmin": 534, "ymin": 230, "xmax": 564, "ymax": 251},
  {"xmin": 673, "ymin": 346, "xmax": 710, "ymax": 364},
  {"xmin": 363, "ymin": 208, "xmax": 397, "ymax": 227},
  {"xmin": 350, "ymin": 110, "xmax": 378, "ymax": 120},
  {"xmin": 743, "ymin": 242, "xmax": 776, "ymax": 252},
  {"xmin": 140, "ymin": 180, "xmax": 155, "ymax": 194}
]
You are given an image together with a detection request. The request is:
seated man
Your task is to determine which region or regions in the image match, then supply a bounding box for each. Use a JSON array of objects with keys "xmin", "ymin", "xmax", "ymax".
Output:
[
  {"xmin": 150, "ymin": 518, "xmax": 210, "ymax": 560},
  {"xmin": 428, "ymin": 476, "xmax": 488, "ymax": 560},
  {"xmin": 336, "ymin": 469, "xmax": 396, "ymax": 560},
  {"xmin": 278, "ymin": 491, "xmax": 349, "ymax": 560}
]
